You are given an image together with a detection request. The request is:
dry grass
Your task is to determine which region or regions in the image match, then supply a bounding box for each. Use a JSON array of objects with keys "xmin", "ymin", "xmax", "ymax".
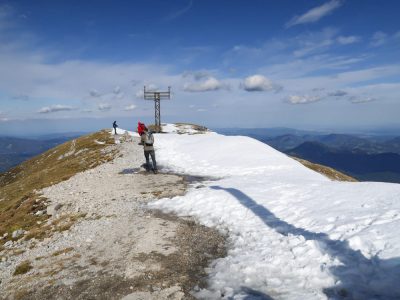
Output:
[
  {"xmin": 13, "ymin": 260, "xmax": 33, "ymax": 276},
  {"xmin": 51, "ymin": 247, "xmax": 74, "ymax": 257},
  {"xmin": 147, "ymin": 123, "xmax": 208, "ymax": 134},
  {"xmin": 0, "ymin": 130, "xmax": 116, "ymax": 245},
  {"xmin": 174, "ymin": 123, "xmax": 208, "ymax": 134},
  {"xmin": 24, "ymin": 213, "xmax": 87, "ymax": 241},
  {"xmin": 292, "ymin": 156, "xmax": 357, "ymax": 182},
  {"xmin": 148, "ymin": 124, "xmax": 162, "ymax": 133}
]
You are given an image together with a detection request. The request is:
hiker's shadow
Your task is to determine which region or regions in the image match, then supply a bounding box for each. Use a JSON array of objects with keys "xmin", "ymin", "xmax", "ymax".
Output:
[
  {"xmin": 210, "ymin": 186, "xmax": 400, "ymax": 299},
  {"xmin": 119, "ymin": 168, "xmax": 141, "ymax": 174}
]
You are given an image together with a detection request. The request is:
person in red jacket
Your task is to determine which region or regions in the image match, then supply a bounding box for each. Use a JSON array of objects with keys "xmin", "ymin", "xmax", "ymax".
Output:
[{"xmin": 137, "ymin": 121, "xmax": 146, "ymax": 136}]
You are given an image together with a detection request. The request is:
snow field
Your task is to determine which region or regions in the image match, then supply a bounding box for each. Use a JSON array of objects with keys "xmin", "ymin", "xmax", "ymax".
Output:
[{"xmin": 149, "ymin": 130, "xmax": 400, "ymax": 299}]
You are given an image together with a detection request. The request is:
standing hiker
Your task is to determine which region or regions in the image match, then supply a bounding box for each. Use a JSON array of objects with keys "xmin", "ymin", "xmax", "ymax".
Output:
[
  {"xmin": 141, "ymin": 126, "xmax": 158, "ymax": 174},
  {"xmin": 112, "ymin": 121, "xmax": 118, "ymax": 135}
]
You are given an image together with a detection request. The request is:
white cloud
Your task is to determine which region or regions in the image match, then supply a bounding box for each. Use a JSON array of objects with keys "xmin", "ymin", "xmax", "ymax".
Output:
[
  {"xmin": 349, "ymin": 96, "xmax": 377, "ymax": 104},
  {"xmin": 90, "ymin": 87, "xmax": 125, "ymax": 101},
  {"xmin": 371, "ymin": 31, "xmax": 388, "ymax": 47},
  {"xmin": 293, "ymin": 28, "xmax": 338, "ymax": 57},
  {"xmin": 242, "ymin": 75, "xmax": 282, "ymax": 92},
  {"xmin": 124, "ymin": 104, "xmax": 136, "ymax": 111},
  {"xmin": 0, "ymin": 52, "xmax": 177, "ymax": 104},
  {"xmin": 286, "ymin": 0, "xmax": 342, "ymax": 28},
  {"xmin": 337, "ymin": 35, "xmax": 361, "ymax": 45},
  {"xmin": 286, "ymin": 94, "xmax": 321, "ymax": 104},
  {"xmin": 197, "ymin": 108, "xmax": 207, "ymax": 112},
  {"xmin": 38, "ymin": 104, "xmax": 75, "ymax": 114},
  {"xmin": 98, "ymin": 103, "xmax": 111, "ymax": 111},
  {"xmin": 328, "ymin": 90, "xmax": 348, "ymax": 97},
  {"xmin": 183, "ymin": 77, "xmax": 228, "ymax": 92}
]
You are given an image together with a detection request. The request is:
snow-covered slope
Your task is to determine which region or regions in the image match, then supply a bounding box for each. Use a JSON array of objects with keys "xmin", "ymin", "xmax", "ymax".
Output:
[{"xmin": 149, "ymin": 124, "xmax": 400, "ymax": 300}]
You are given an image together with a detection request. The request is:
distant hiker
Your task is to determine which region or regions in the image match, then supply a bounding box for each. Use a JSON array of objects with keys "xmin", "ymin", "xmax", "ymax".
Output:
[
  {"xmin": 141, "ymin": 126, "xmax": 157, "ymax": 174},
  {"xmin": 137, "ymin": 121, "xmax": 146, "ymax": 136},
  {"xmin": 113, "ymin": 121, "xmax": 118, "ymax": 135}
]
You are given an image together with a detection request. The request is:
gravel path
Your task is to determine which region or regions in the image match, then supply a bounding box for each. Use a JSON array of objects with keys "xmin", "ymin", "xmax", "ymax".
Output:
[{"xmin": 0, "ymin": 133, "xmax": 225, "ymax": 300}]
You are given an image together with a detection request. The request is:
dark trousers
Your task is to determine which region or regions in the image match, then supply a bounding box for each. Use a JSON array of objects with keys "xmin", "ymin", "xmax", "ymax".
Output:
[
  {"xmin": 113, "ymin": 127, "xmax": 117, "ymax": 134},
  {"xmin": 144, "ymin": 150, "xmax": 157, "ymax": 171}
]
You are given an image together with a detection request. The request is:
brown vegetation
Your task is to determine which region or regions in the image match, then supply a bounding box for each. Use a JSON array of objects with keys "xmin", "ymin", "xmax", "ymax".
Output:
[
  {"xmin": 174, "ymin": 123, "xmax": 208, "ymax": 134},
  {"xmin": 292, "ymin": 157, "xmax": 357, "ymax": 182},
  {"xmin": 0, "ymin": 130, "xmax": 116, "ymax": 245},
  {"xmin": 13, "ymin": 260, "xmax": 33, "ymax": 276}
]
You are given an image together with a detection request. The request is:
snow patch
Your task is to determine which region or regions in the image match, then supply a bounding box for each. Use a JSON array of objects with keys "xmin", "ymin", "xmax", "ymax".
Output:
[{"xmin": 149, "ymin": 129, "xmax": 400, "ymax": 299}]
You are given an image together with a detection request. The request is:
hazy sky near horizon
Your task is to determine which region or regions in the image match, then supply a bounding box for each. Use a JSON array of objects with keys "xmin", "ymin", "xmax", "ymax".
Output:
[{"xmin": 0, "ymin": 0, "xmax": 399, "ymax": 134}]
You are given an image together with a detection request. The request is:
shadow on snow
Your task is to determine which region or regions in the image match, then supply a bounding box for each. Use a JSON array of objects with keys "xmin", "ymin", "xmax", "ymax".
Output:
[{"xmin": 210, "ymin": 186, "xmax": 400, "ymax": 300}]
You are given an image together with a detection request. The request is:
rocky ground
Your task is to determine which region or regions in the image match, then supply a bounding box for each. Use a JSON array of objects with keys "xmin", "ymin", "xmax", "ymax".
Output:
[{"xmin": 0, "ymin": 133, "xmax": 226, "ymax": 300}]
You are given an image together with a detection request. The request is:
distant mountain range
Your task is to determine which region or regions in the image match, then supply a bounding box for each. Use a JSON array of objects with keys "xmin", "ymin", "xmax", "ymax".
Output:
[
  {"xmin": 262, "ymin": 134, "xmax": 400, "ymax": 155},
  {"xmin": 217, "ymin": 128, "xmax": 400, "ymax": 184},
  {"xmin": 286, "ymin": 142, "xmax": 400, "ymax": 183},
  {"xmin": 0, "ymin": 134, "xmax": 83, "ymax": 173},
  {"xmin": 3, "ymin": 129, "xmax": 400, "ymax": 184}
]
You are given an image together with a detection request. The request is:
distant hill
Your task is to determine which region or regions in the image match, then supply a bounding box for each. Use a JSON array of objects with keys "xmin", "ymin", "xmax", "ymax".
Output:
[
  {"xmin": 215, "ymin": 128, "xmax": 400, "ymax": 183},
  {"xmin": 262, "ymin": 133, "xmax": 400, "ymax": 154},
  {"xmin": 217, "ymin": 128, "xmax": 400, "ymax": 154},
  {"xmin": 0, "ymin": 134, "xmax": 83, "ymax": 173},
  {"xmin": 286, "ymin": 142, "xmax": 400, "ymax": 183}
]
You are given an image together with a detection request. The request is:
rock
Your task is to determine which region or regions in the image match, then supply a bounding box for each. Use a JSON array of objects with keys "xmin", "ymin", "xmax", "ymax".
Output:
[
  {"xmin": 35, "ymin": 210, "xmax": 44, "ymax": 216},
  {"xmin": 4, "ymin": 241, "xmax": 13, "ymax": 248},
  {"xmin": 12, "ymin": 229, "xmax": 25, "ymax": 239},
  {"xmin": 47, "ymin": 203, "xmax": 62, "ymax": 216}
]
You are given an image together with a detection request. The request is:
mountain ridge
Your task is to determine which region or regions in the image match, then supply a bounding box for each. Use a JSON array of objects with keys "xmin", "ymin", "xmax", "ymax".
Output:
[{"xmin": 0, "ymin": 126, "xmax": 226, "ymax": 299}]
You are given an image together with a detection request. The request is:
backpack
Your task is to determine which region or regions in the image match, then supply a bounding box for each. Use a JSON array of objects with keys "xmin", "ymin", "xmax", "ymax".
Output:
[{"xmin": 144, "ymin": 132, "xmax": 154, "ymax": 146}]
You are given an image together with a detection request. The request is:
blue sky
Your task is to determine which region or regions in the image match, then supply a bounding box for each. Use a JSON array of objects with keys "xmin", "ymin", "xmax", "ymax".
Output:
[{"xmin": 0, "ymin": 0, "xmax": 399, "ymax": 134}]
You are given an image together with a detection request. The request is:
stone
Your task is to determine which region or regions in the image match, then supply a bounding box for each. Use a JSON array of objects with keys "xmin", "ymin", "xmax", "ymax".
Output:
[
  {"xmin": 12, "ymin": 229, "xmax": 25, "ymax": 239},
  {"xmin": 4, "ymin": 241, "xmax": 13, "ymax": 248},
  {"xmin": 47, "ymin": 203, "xmax": 62, "ymax": 216}
]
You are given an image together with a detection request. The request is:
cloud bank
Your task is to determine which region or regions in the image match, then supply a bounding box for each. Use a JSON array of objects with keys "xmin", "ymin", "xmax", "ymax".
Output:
[
  {"xmin": 124, "ymin": 104, "xmax": 136, "ymax": 111},
  {"xmin": 183, "ymin": 77, "xmax": 228, "ymax": 92},
  {"xmin": 38, "ymin": 105, "xmax": 75, "ymax": 114},
  {"xmin": 349, "ymin": 96, "xmax": 377, "ymax": 104},
  {"xmin": 98, "ymin": 103, "xmax": 111, "ymax": 111},
  {"xmin": 287, "ymin": 94, "xmax": 321, "ymax": 104}
]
